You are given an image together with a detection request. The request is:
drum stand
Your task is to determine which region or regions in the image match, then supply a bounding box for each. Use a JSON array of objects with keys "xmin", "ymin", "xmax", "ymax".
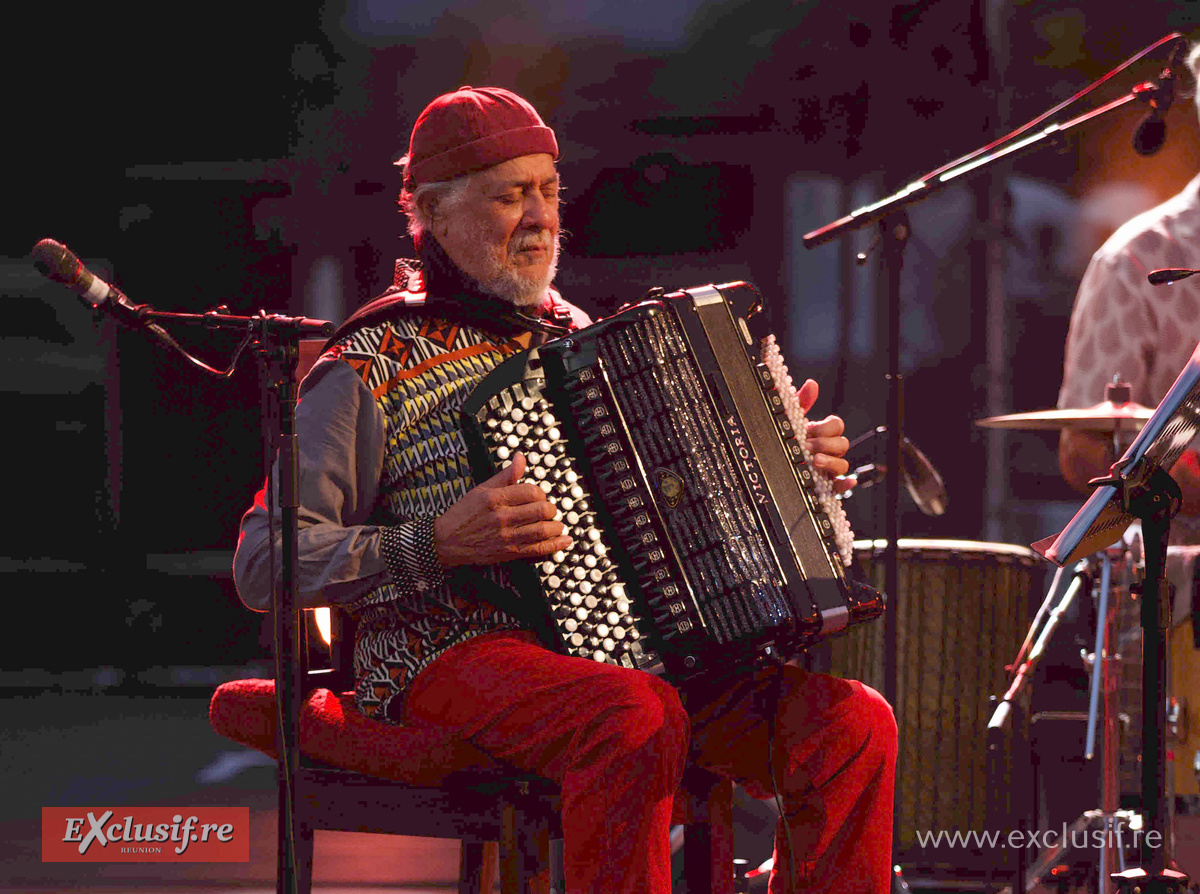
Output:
[
  {"xmin": 1083, "ymin": 547, "xmax": 1131, "ymax": 894},
  {"xmin": 994, "ymin": 545, "xmax": 1130, "ymax": 894},
  {"xmin": 1031, "ymin": 465, "xmax": 1190, "ymax": 894},
  {"xmin": 997, "ymin": 458, "xmax": 1191, "ymax": 893},
  {"xmin": 988, "ymin": 557, "xmax": 1088, "ymax": 894}
]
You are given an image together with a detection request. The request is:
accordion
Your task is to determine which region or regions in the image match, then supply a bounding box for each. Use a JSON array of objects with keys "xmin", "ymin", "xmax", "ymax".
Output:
[{"xmin": 462, "ymin": 281, "xmax": 884, "ymax": 683}]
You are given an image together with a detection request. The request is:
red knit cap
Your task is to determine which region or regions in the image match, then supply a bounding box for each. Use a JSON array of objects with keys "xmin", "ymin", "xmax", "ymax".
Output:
[{"xmin": 402, "ymin": 86, "xmax": 558, "ymax": 188}]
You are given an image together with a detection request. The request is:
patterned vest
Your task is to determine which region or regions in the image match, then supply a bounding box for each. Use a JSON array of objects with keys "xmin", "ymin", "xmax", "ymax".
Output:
[{"xmin": 326, "ymin": 254, "xmax": 579, "ymax": 722}]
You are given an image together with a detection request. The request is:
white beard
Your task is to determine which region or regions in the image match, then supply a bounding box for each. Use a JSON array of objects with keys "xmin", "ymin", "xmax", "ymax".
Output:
[{"xmin": 460, "ymin": 222, "xmax": 561, "ymax": 307}]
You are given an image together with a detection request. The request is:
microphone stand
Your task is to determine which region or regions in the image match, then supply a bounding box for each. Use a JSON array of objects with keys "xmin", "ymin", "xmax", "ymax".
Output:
[
  {"xmin": 255, "ymin": 330, "xmax": 304, "ymax": 894},
  {"xmin": 165, "ymin": 311, "xmax": 324, "ymax": 894},
  {"xmin": 31, "ymin": 235, "xmax": 333, "ymax": 894},
  {"xmin": 799, "ymin": 34, "xmax": 1181, "ymax": 871},
  {"xmin": 1033, "ymin": 337, "xmax": 1200, "ymax": 894},
  {"xmin": 85, "ymin": 294, "xmax": 329, "ymax": 894},
  {"xmin": 1092, "ymin": 466, "xmax": 1186, "ymax": 894}
]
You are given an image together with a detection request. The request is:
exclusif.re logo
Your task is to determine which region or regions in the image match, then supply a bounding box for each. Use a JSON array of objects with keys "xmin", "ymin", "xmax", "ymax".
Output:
[{"xmin": 42, "ymin": 807, "xmax": 249, "ymax": 862}]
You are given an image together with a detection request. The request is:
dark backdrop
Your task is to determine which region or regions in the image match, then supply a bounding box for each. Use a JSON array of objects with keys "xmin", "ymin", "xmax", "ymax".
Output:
[{"xmin": 5, "ymin": 1, "xmax": 1198, "ymax": 674}]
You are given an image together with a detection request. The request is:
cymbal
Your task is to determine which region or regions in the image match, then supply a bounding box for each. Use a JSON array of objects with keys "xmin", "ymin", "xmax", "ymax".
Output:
[{"xmin": 975, "ymin": 400, "xmax": 1154, "ymax": 432}]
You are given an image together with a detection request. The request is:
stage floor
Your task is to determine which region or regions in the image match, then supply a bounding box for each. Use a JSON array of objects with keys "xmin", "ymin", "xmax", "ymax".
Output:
[
  {"xmin": 2, "ymin": 686, "xmax": 467, "ymax": 892},
  {"xmin": 6, "ymin": 686, "xmax": 1200, "ymax": 892}
]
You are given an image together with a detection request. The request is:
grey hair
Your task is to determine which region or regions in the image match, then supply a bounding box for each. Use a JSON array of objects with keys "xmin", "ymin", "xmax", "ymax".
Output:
[
  {"xmin": 1189, "ymin": 41, "xmax": 1200, "ymax": 120},
  {"xmin": 399, "ymin": 175, "xmax": 474, "ymax": 244}
]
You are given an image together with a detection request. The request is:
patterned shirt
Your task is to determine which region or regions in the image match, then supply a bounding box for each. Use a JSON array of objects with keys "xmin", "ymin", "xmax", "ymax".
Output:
[
  {"xmin": 1057, "ymin": 172, "xmax": 1200, "ymax": 605},
  {"xmin": 1058, "ymin": 174, "xmax": 1200, "ymax": 412}
]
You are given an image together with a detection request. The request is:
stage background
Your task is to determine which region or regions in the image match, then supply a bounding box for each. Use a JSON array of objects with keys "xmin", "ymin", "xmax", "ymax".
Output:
[{"xmin": 4, "ymin": 2, "xmax": 1200, "ymax": 889}]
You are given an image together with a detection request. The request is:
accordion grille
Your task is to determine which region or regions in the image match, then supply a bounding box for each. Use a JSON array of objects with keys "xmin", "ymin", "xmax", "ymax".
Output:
[{"xmin": 592, "ymin": 310, "xmax": 792, "ymax": 643}]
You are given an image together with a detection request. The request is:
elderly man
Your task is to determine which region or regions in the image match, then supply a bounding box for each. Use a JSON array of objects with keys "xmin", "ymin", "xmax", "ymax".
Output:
[{"xmin": 234, "ymin": 86, "xmax": 896, "ymax": 894}]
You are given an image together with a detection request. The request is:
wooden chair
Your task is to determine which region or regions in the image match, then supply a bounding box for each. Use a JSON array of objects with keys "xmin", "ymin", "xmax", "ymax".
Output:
[
  {"xmin": 209, "ymin": 607, "xmax": 737, "ymax": 893},
  {"xmin": 210, "ymin": 606, "xmax": 564, "ymax": 893}
]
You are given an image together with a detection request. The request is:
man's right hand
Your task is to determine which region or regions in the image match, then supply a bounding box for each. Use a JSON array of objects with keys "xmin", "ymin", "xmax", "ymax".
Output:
[{"xmin": 432, "ymin": 452, "xmax": 572, "ymax": 567}]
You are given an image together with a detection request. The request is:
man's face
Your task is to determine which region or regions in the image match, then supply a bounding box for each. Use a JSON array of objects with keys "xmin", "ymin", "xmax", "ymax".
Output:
[{"xmin": 431, "ymin": 153, "xmax": 560, "ymax": 307}]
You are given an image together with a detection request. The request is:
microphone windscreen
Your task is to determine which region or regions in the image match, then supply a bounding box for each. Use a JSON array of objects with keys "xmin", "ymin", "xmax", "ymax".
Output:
[{"xmin": 31, "ymin": 239, "xmax": 81, "ymax": 285}]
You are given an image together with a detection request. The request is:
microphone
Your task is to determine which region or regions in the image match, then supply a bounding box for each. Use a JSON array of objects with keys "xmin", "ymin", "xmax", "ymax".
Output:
[
  {"xmin": 32, "ymin": 238, "xmax": 336, "ymax": 338},
  {"xmin": 31, "ymin": 238, "xmax": 147, "ymax": 325},
  {"xmin": 1148, "ymin": 268, "xmax": 1200, "ymax": 285},
  {"xmin": 1132, "ymin": 42, "xmax": 1182, "ymax": 156}
]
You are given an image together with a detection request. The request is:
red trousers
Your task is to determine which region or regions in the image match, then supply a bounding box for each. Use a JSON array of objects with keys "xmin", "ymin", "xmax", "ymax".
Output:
[{"xmin": 403, "ymin": 631, "xmax": 897, "ymax": 893}]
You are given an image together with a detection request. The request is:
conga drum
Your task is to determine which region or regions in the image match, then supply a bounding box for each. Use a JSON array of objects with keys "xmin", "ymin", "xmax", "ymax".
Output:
[{"xmin": 829, "ymin": 539, "xmax": 1040, "ymax": 859}]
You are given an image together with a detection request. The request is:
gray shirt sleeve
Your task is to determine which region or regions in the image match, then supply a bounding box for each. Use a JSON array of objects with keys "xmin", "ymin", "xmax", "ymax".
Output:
[
  {"xmin": 232, "ymin": 358, "xmax": 396, "ymax": 611},
  {"xmin": 234, "ymin": 299, "xmax": 594, "ymax": 614}
]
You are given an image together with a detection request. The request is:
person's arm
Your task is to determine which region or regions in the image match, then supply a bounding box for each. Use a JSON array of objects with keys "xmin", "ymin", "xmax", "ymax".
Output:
[
  {"xmin": 1058, "ymin": 427, "xmax": 1116, "ymax": 495},
  {"xmin": 233, "ymin": 359, "xmax": 392, "ymax": 611},
  {"xmin": 1059, "ymin": 428, "xmax": 1200, "ymax": 514},
  {"xmin": 1055, "ymin": 235, "xmax": 1200, "ymax": 515},
  {"xmin": 233, "ymin": 356, "xmax": 572, "ymax": 612}
]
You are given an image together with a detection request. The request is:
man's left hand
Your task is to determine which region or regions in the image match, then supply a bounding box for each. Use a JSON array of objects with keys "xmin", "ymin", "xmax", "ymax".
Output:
[{"xmin": 796, "ymin": 378, "xmax": 852, "ymax": 493}]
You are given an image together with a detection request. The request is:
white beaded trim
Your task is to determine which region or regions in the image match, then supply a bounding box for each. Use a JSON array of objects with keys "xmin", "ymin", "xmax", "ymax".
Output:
[{"xmin": 760, "ymin": 335, "xmax": 855, "ymax": 567}]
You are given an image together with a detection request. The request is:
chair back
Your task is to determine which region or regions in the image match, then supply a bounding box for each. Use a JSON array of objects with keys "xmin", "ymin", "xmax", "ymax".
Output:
[
  {"xmin": 303, "ymin": 608, "xmax": 356, "ymax": 694},
  {"xmin": 293, "ymin": 336, "xmax": 357, "ymax": 695},
  {"xmin": 296, "ymin": 337, "xmax": 326, "ymax": 382}
]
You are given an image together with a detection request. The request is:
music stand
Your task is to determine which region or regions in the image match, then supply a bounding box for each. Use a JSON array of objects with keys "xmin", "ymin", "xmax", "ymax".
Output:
[{"xmin": 1034, "ymin": 340, "xmax": 1200, "ymax": 892}]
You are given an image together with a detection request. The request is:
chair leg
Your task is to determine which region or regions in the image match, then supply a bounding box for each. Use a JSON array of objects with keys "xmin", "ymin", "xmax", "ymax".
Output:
[
  {"xmin": 526, "ymin": 818, "xmax": 551, "ymax": 894},
  {"xmin": 483, "ymin": 841, "xmax": 500, "ymax": 894},
  {"xmin": 549, "ymin": 837, "xmax": 565, "ymax": 894},
  {"xmin": 500, "ymin": 799, "xmax": 554, "ymax": 894},
  {"xmin": 295, "ymin": 825, "xmax": 314, "ymax": 894},
  {"xmin": 682, "ymin": 772, "xmax": 735, "ymax": 894},
  {"xmin": 501, "ymin": 802, "xmax": 519, "ymax": 894},
  {"xmin": 460, "ymin": 840, "xmax": 495, "ymax": 894},
  {"xmin": 277, "ymin": 808, "xmax": 314, "ymax": 894}
]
